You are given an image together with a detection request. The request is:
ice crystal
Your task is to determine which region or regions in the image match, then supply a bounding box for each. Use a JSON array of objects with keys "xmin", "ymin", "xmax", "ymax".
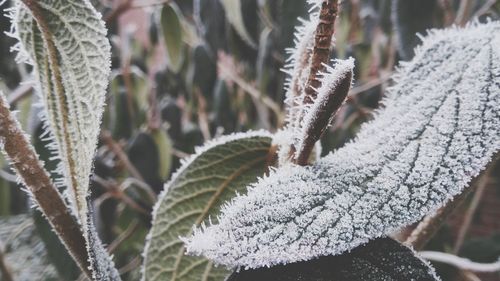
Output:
[{"xmin": 185, "ymin": 21, "xmax": 500, "ymax": 269}]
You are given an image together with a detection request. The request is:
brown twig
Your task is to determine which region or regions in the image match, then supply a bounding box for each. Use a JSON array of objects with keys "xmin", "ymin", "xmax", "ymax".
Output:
[
  {"xmin": 217, "ymin": 57, "xmax": 283, "ymax": 125},
  {"xmin": 92, "ymin": 176, "xmax": 150, "ymax": 215},
  {"xmin": 0, "ymin": 241, "xmax": 14, "ymax": 281},
  {"xmin": 100, "ymin": 130, "xmax": 145, "ymax": 182},
  {"xmin": 303, "ymin": 0, "xmax": 339, "ymax": 105},
  {"xmin": 292, "ymin": 0, "xmax": 343, "ymax": 165},
  {"xmin": 455, "ymin": 0, "xmax": 474, "ymax": 26},
  {"xmin": 195, "ymin": 90, "xmax": 211, "ymax": 141},
  {"xmin": 0, "ymin": 95, "xmax": 91, "ymax": 277},
  {"xmin": 453, "ymin": 167, "xmax": 491, "ymax": 254},
  {"xmin": 7, "ymin": 83, "xmax": 32, "ymax": 106},
  {"xmin": 405, "ymin": 156, "xmax": 499, "ymax": 250},
  {"xmin": 107, "ymin": 220, "xmax": 139, "ymax": 254},
  {"xmin": 439, "ymin": 0, "xmax": 456, "ymax": 26},
  {"xmin": 117, "ymin": 256, "xmax": 141, "ymax": 275}
]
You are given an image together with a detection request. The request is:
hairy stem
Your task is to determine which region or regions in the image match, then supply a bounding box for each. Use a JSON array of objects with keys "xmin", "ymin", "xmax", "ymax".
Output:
[
  {"xmin": 303, "ymin": 0, "xmax": 339, "ymax": 105},
  {"xmin": 295, "ymin": 70, "xmax": 351, "ymax": 165},
  {"xmin": 0, "ymin": 96, "xmax": 92, "ymax": 277}
]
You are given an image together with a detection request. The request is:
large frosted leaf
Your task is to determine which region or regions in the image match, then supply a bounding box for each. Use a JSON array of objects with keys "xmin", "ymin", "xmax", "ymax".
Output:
[
  {"xmin": 227, "ymin": 238, "xmax": 439, "ymax": 281},
  {"xmin": 13, "ymin": 1, "xmax": 120, "ymax": 280},
  {"xmin": 185, "ymin": 21, "xmax": 500, "ymax": 268},
  {"xmin": 142, "ymin": 131, "xmax": 272, "ymax": 281}
]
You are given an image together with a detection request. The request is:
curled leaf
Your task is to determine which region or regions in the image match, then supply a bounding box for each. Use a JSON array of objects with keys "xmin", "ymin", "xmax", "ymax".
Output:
[{"xmin": 185, "ymin": 21, "xmax": 500, "ymax": 269}]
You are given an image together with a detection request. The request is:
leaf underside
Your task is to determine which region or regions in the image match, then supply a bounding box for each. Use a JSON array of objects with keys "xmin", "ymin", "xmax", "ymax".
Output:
[
  {"xmin": 142, "ymin": 132, "xmax": 273, "ymax": 281},
  {"xmin": 14, "ymin": 1, "xmax": 119, "ymax": 280},
  {"xmin": 185, "ymin": 21, "xmax": 500, "ymax": 269},
  {"xmin": 15, "ymin": 0, "xmax": 110, "ymax": 224},
  {"xmin": 227, "ymin": 238, "xmax": 439, "ymax": 281}
]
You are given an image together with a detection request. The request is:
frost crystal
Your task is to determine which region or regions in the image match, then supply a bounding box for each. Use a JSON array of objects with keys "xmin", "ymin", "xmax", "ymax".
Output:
[
  {"xmin": 13, "ymin": 0, "xmax": 111, "ymax": 225},
  {"xmin": 185, "ymin": 21, "xmax": 500, "ymax": 269}
]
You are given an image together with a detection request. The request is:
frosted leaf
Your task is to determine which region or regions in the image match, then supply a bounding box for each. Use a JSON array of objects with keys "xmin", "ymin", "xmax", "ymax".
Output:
[
  {"xmin": 142, "ymin": 131, "xmax": 272, "ymax": 281},
  {"xmin": 185, "ymin": 21, "xmax": 500, "ymax": 269},
  {"xmin": 12, "ymin": 1, "xmax": 119, "ymax": 280},
  {"xmin": 13, "ymin": 0, "xmax": 111, "ymax": 224}
]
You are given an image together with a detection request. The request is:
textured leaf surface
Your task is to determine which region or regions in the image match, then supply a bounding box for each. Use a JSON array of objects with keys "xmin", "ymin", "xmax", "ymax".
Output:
[
  {"xmin": 13, "ymin": 1, "xmax": 120, "ymax": 280},
  {"xmin": 186, "ymin": 22, "xmax": 500, "ymax": 268},
  {"xmin": 142, "ymin": 131, "xmax": 273, "ymax": 281},
  {"xmin": 14, "ymin": 0, "xmax": 110, "ymax": 223},
  {"xmin": 226, "ymin": 238, "xmax": 439, "ymax": 281}
]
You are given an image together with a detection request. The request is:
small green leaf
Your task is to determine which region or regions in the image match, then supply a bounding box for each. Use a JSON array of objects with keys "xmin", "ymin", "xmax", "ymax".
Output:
[
  {"xmin": 227, "ymin": 238, "xmax": 440, "ymax": 281},
  {"xmin": 14, "ymin": 0, "xmax": 111, "ymax": 225},
  {"xmin": 150, "ymin": 128, "xmax": 173, "ymax": 182},
  {"xmin": 142, "ymin": 131, "xmax": 272, "ymax": 281},
  {"xmin": 220, "ymin": 0, "xmax": 257, "ymax": 48},
  {"xmin": 161, "ymin": 3, "xmax": 185, "ymax": 73}
]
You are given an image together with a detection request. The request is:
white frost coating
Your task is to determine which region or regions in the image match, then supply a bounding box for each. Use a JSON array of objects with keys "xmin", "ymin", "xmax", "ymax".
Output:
[
  {"xmin": 12, "ymin": 2, "xmax": 120, "ymax": 280},
  {"xmin": 13, "ymin": 0, "xmax": 111, "ymax": 226},
  {"xmin": 185, "ymin": 21, "xmax": 500, "ymax": 269},
  {"xmin": 295, "ymin": 58, "xmax": 354, "ymax": 154},
  {"xmin": 282, "ymin": 5, "xmax": 319, "ymax": 132}
]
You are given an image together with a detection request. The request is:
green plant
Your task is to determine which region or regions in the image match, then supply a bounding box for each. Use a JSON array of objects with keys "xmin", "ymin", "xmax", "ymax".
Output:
[{"xmin": 0, "ymin": 0, "xmax": 499, "ymax": 281}]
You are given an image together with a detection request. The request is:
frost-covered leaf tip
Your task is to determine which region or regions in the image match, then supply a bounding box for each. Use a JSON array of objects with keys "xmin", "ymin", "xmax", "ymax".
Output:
[
  {"xmin": 13, "ymin": 0, "xmax": 111, "ymax": 225},
  {"xmin": 184, "ymin": 21, "xmax": 500, "ymax": 269}
]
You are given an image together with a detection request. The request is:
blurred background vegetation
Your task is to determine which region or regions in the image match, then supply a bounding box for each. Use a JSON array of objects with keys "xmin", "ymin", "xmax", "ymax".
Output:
[{"xmin": 0, "ymin": 0, "xmax": 499, "ymax": 280}]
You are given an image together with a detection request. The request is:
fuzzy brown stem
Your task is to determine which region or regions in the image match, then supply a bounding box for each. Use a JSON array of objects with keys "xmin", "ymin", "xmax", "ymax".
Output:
[
  {"xmin": 303, "ymin": 0, "xmax": 339, "ymax": 105},
  {"xmin": 0, "ymin": 96, "xmax": 92, "ymax": 278},
  {"xmin": 295, "ymin": 71, "xmax": 351, "ymax": 165}
]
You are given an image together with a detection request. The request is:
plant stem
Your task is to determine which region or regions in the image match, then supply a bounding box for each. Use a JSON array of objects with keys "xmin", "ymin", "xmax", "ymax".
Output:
[
  {"xmin": 419, "ymin": 251, "xmax": 500, "ymax": 272},
  {"xmin": 0, "ymin": 241, "xmax": 14, "ymax": 281},
  {"xmin": 100, "ymin": 130, "xmax": 145, "ymax": 182},
  {"xmin": 453, "ymin": 167, "xmax": 490, "ymax": 254},
  {"xmin": 303, "ymin": 0, "xmax": 339, "ymax": 105},
  {"xmin": 0, "ymin": 95, "xmax": 92, "ymax": 277}
]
